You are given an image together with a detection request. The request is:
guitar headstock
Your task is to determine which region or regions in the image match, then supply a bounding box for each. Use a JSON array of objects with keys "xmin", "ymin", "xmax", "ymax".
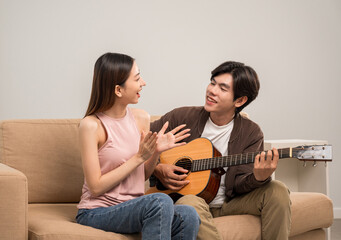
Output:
[{"xmin": 292, "ymin": 145, "xmax": 332, "ymax": 161}]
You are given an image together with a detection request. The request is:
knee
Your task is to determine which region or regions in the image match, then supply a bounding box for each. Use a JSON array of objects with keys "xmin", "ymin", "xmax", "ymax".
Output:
[
  {"xmin": 266, "ymin": 180, "xmax": 291, "ymax": 206},
  {"xmin": 148, "ymin": 193, "xmax": 174, "ymax": 212},
  {"xmin": 175, "ymin": 195, "xmax": 209, "ymax": 211},
  {"xmin": 176, "ymin": 205, "xmax": 201, "ymax": 227}
]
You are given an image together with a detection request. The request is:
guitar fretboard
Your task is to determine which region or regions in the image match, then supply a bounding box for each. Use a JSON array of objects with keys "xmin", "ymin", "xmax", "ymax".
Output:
[{"xmin": 190, "ymin": 148, "xmax": 292, "ymax": 172}]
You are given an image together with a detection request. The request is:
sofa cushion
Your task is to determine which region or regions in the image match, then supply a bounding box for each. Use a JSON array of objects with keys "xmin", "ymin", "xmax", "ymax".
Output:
[
  {"xmin": 28, "ymin": 204, "xmax": 140, "ymax": 240},
  {"xmin": 289, "ymin": 229, "xmax": 326, "ymax": 240},
  {"xmin": 214, "ymin": 214, "xmax": 261, "ymax": 240},
  {"xmin": 213, "ymin": 192, "xmax": 332, "ymax": 240},
  {"xmin": 0, "ymin": 119, "xmax": 83, "ymax": 203},
  {"xmin": 27, "ymin": 192, "xmax": 332, "ymax": 240}
]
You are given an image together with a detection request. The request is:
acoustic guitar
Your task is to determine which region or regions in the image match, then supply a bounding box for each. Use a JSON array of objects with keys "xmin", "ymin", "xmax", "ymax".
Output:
[{"xmin": 146, "ymin": 137, "xmax": 332, "ymax": 203}]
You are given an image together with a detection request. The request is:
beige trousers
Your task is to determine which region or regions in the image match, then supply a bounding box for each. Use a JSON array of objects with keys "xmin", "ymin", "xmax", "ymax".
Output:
[{"xmin": 175, "ymin": 180, "xmax": 291, "ymax": 240}]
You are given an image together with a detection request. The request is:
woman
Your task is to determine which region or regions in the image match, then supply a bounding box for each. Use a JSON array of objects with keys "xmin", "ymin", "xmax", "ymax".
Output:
[{"xmin": 76, "ymin": 53, "xmax": 200, "ymax": 240}]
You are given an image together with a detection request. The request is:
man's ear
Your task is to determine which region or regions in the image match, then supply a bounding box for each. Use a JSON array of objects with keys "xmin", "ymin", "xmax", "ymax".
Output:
[
  {"xmin": 115, "ymin": 85, "xmax": 122, "ymax": 97},
  {"xmin": 234, "ymin": 96, "xmax": 248, "ymax": 108}
]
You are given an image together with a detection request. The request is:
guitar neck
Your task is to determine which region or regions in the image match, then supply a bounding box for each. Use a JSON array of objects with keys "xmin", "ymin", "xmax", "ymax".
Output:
[{"xmin": 191, "ymin": 148, "xmax": 292, "ymax": 172}]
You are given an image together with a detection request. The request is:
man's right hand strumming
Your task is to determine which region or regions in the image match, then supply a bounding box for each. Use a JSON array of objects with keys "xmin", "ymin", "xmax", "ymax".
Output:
[{"xmin": 153, "ymin": 163, "xmax": 190, "ymax": 191}]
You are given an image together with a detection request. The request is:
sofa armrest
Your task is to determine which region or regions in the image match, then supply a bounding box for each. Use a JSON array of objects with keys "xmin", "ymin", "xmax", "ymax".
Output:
[{"xmin": 0, "ymin": 163, "xmax": 28, "ymax": 240}]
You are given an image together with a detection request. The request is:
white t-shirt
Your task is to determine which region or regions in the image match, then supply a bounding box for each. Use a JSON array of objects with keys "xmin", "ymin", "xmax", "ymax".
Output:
[{"xmin": 201, "ymin": 117, "xmax": 234, "ymax": 208}]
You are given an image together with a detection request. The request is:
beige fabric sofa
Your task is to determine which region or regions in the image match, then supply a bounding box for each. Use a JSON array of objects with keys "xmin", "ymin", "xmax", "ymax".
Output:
[{"xmin": 0, "ymin": 118, "xmax": 333, "ymax": 240}]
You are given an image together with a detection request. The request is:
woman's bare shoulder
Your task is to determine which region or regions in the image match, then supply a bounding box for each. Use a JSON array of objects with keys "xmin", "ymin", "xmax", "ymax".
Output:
[
  {"xmin": 79, "ymin": 115, "xmax": 101, "ymax": 132},
  {"xmin": 130, "ymin": 108, "xmax": 150, "ymax": 131},
  {"xmin": 130, "ymin": 108, "xmax": 150, "ymax": 122}
]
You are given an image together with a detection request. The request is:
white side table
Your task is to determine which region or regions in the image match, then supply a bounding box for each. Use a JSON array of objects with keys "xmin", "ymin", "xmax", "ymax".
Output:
[{"xmin": 264, "ymin": 139, "xmax": 330, "ymax": 195}]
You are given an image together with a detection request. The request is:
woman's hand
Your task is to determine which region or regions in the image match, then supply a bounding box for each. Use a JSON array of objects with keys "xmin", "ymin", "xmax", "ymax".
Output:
[
  {"xmin": 137, "ymin": 131, "xmax": 157, "ymax": 161},
  {"xmin": 156, "ymin": 121, "xmax": 190, "ymax": 153}
]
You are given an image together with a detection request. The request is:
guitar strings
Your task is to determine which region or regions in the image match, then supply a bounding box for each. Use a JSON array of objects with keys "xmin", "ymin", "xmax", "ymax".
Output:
[{"xmin": 190, "ymin": 148, "xmax": 292, "ymax": 172}]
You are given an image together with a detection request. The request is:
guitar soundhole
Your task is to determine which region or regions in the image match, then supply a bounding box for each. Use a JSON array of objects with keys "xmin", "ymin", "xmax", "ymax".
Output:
[{"xmin": 174, "ymin": 158, "xmax": 192, "ymax": 175}]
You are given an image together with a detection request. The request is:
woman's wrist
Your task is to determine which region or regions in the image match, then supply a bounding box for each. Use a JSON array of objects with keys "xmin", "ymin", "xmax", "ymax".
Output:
[{"xmin": 133, "ymin": 154, "xmax": 146, "ymax": 165}]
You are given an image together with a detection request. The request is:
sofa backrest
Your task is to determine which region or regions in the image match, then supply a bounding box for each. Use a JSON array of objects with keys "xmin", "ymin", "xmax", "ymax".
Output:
[
  {"xmin": 0, "ymin": 116, "xmax": 162, "ymax": 204},
  {"xmin": 0, "ymin": 119, "xmax": 83, "ymax": 203}
]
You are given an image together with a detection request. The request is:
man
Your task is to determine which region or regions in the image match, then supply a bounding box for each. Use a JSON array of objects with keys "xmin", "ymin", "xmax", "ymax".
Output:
[{"xmin": 150, "ymin": 61, "xmax": 291, "ymax": 240}]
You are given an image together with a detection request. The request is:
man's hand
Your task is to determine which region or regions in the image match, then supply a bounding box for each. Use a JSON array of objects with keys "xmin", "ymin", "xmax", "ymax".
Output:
[
  {"xmin": 154, "ymin": 163, "xmax": 190, "ymax": 191},
  {"xmin": 253, "ymin": 148, "xmax": 279, "ymax": 181}
]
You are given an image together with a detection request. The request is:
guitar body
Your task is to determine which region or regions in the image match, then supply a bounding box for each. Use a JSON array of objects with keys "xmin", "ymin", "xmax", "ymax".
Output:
[{"xmin": 146, "ymin": 138, "xmax": 222, "ymax": 203}]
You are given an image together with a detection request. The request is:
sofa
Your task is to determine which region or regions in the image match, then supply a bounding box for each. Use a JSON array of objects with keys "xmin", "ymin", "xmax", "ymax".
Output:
[{"xmin": 0, "ymin": 118, "xmax": 333, "ymax": 240}]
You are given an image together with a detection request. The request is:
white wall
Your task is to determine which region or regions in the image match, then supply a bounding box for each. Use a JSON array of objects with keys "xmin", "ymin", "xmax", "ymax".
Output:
[{"xmin": 1, "ymin": 0, "xmax": 340, "ymax": 216}]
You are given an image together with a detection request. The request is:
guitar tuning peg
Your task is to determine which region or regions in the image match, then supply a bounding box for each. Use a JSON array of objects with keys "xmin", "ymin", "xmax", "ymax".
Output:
[
  {"xmin": 313, "ymin": 161, "xmax": 317, "ymax": 167},
  {"xmin": 303, "ymin": 161, "xmax": 307, "ymax": 167}
]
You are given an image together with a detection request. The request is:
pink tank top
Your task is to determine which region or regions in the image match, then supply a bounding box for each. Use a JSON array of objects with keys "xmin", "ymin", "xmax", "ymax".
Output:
[{"xmin": 77, "ymin": 108, "xmax": 144, "ymax": 209}]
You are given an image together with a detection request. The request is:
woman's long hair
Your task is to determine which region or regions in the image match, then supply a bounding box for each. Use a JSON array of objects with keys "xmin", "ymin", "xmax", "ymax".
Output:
[{"xmin": 84, "ymin": 53, "xmax": 134, "ymax": 117}]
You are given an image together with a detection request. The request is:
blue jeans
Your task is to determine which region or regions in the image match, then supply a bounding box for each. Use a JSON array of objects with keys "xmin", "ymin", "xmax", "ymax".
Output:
[{"xmin": 76, "ymin": 193, "xmax": 200, "ymax": 240}]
